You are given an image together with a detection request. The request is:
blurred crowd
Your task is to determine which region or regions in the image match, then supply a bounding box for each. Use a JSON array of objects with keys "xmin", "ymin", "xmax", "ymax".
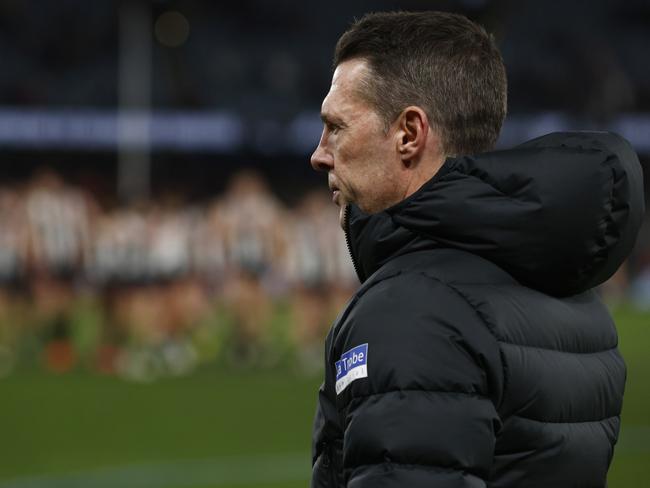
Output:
[
  {"xmin": 0, "ymin": 169, "xmax": 357, "ymax": 380},
  {"xmin": 0, "ymin": 167, "xmax": 648, "ymax": 381}
]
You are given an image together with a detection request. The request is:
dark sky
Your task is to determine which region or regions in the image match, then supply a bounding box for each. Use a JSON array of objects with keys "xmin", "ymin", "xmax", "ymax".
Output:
[{"xmin": 0, "ymin": 0, "xmax": 647, "ymax": 117}]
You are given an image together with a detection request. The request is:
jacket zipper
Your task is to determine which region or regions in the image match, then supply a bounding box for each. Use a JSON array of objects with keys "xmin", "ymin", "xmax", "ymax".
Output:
[{"xmin": 343, "ymin": 204, "xmax": 364, "ymax": 282}]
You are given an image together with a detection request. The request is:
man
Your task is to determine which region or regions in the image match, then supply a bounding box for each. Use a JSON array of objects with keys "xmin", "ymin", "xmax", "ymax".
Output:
[{"xmin": 309, "ymin": 11, "xmax": 644, "ymax": 488}]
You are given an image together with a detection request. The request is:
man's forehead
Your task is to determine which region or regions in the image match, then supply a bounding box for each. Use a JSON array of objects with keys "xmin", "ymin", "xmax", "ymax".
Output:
[
  {"xmin": 331, "ymin": 58, "xmax": 370, "ymax": 91},
  {"xmin": 321, "ymin": 59, "xmax": 371, "ymax": 119}
]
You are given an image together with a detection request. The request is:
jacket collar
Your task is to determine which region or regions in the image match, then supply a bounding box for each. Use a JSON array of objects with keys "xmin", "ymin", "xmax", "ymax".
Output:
[{"xmin": 343, "ymin": 132, "xmax": 644, "ymax": 297}]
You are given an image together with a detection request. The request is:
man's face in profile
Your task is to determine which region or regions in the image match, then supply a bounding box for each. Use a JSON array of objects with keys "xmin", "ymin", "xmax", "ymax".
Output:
[{"xmin": 311, "ymin": 59, "xmax": 403, "ymax": 228}]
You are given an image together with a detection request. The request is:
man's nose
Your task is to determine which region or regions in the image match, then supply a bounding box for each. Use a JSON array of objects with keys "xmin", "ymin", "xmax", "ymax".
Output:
[{"xmin": 310, "ymin": 143, "xmax": 333, "ymax": 172}]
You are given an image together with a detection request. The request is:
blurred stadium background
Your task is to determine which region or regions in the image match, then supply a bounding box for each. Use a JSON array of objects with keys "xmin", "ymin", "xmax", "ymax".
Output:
[{"xmin": 0, "ymin": 0, "xmax": 648, "ymax": 487}]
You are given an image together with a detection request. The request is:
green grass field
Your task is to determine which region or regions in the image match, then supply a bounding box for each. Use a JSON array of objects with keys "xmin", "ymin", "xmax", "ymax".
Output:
[{"xmin": 0, "ymin": 306, "xmax": 647, "ymax": 488}]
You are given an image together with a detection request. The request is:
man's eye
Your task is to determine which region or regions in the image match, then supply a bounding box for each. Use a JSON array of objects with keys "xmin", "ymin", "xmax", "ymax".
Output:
[{"xmin": 327, "ymin": 123, "xmax": 341, "ymax": 134}]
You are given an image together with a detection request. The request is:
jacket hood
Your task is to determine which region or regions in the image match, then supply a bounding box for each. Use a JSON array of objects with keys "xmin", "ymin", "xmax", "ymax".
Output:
[{"xmin": 346, "ymin": 131, "xmax": 645, "ymax": 296}]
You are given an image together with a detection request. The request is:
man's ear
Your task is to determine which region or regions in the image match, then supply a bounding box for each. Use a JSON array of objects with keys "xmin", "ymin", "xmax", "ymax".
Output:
[{"xmin": 395, "ymin": 106, "xmax": 430, "ymax": 166}]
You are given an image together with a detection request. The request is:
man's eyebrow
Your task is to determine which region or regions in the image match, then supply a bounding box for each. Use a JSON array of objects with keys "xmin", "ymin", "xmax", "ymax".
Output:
[{"xmin": 320, "ymin": 113, "xmax": 346, "ymax": 126}]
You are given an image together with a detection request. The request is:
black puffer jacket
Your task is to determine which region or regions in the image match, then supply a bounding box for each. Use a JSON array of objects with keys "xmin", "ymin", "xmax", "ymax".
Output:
[{"xmin": 311, "ymin": 132, "xmax": 644, "ymax": 488}]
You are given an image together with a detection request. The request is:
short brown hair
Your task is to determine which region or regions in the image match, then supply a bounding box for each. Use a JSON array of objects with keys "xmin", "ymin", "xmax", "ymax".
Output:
[{"xmin": 334, "ymin": 11, "xmax": 507, "ymax": 155}]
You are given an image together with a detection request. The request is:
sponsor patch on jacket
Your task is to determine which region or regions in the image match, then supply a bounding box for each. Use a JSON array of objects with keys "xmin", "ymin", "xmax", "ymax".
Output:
[{"xmin": 335, "ymin": 343, "xmax": 368, "ymax": 394}]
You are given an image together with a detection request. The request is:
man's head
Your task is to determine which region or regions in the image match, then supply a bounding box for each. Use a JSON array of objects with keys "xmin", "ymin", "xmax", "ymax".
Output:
[{"xmin": 311, "ymin": 11, "xmax": 507, "ymax": 225}]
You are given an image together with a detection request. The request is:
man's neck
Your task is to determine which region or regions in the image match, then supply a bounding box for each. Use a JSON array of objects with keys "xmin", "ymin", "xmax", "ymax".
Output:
[{"xmin": 401, "ymin": 154, "xmax": 446, "ymax": 201}]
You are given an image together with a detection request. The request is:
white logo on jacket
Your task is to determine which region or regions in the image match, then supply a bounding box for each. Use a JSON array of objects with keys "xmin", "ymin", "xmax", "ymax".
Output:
[{"xmin": 335, "ymin": 343, "xmax": 368, "ymax": 394}]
